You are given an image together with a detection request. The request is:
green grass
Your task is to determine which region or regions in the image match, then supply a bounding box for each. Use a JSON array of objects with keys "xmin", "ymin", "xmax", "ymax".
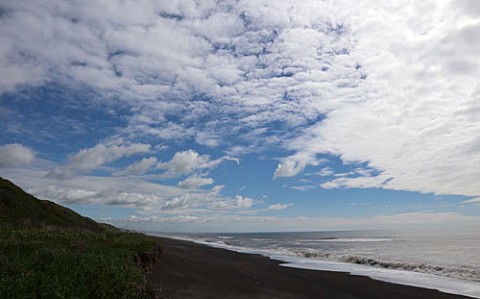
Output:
[
  {"xmin": 0, "ymin": 178, "xmax": 161, "ymax": 298},
  {"xmin": 0, "ymin": 178, "xmax": 115, "ymax": 232},
  {"xmin": 0, "ymin": 227, "xmax": 160, "ymax": 299}
]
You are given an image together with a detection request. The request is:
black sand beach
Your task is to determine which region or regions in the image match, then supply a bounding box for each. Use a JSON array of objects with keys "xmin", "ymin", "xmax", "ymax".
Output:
[{"xmin": 148, "ymin": 237, "xmax": 475, "ymax": 299}]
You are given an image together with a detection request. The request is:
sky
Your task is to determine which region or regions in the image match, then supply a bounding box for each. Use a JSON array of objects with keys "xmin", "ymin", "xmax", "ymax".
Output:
[{"xmin": 1, "ymin": 0, "xmax": 480, "ymax": 232}]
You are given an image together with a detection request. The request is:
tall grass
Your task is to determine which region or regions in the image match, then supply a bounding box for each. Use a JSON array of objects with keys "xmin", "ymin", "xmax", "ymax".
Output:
[{"xmin": 0, "ymin": 227, "xmax": 159, "ymax": 298}]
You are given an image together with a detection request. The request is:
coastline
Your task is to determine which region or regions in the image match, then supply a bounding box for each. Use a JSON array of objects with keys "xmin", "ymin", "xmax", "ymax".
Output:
[{"xmin": 148, "ymin": 236, "xmax": 475, "ymax": 299}]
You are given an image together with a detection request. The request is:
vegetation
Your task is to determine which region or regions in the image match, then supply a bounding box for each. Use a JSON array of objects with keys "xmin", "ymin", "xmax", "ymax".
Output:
[
  {"xmin": 0, "ymin": 178, "xmax": 161, "ymax": 298},
  {"xmin": 0, "ymin": 177, "xmax": 115, "ymax": 232}
]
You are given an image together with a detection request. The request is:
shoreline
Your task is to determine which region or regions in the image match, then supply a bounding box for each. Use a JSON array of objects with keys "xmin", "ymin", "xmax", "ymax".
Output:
[{"xmin": 148, "ymin": 236, "xmax": 475, "ymax": 299}]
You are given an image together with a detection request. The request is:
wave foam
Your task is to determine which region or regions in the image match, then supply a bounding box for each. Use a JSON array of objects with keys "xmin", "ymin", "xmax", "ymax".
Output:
[
  {"xmin": 299, "ymin": 238, "xmax": 392, "ymax": 242},
  {"xmin": 154, "ymin": 233, "xmax": 480, "ymax": 298},
  {"xmin": 280, "ymin": 257, "xmax": 480, "ymax": 299},
  {"xmin": 290, "ymin": 249, "xmax": 480, "ymax": 282}
]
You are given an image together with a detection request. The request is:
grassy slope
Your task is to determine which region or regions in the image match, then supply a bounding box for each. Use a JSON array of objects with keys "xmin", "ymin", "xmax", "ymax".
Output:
[
  {"xmin": 0, "ymin": 177, "xmax": 114, "ymax": 232},
  {"xmin": 0, "ymin": 177, "xmax": 161, "ymax": 298}
]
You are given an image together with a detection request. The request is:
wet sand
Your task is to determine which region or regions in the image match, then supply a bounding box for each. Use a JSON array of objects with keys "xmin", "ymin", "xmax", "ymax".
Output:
[{"xmin": 148, "ymin": 237, "xmax": 475, "ymax": 299}]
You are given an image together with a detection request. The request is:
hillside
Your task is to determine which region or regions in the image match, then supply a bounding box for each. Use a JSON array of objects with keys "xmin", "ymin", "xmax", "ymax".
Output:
[
  {"xmin": 0, "ymin": 177, "xmax": 114, "ymax": 232},
  {"xmin": 0, "ymin": 177, "xmax": 161, "ymax": 298}
]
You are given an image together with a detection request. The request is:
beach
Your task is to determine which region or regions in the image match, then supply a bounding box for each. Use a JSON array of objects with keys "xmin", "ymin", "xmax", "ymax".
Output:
[{"xmin": 148, "ymin": 237, "xmax": 475, "ymax": 299}]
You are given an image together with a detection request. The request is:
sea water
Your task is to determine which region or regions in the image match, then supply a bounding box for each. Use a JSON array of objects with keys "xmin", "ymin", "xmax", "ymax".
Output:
[{"xmin": 153, "ymin": 229, "xmax": 480, "ymax": 298}]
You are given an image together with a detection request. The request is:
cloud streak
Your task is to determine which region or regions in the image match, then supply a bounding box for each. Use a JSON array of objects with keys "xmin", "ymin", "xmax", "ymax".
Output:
[
  {"xmin": 114, "ymin": 157, "xmax": 158, "ymax": 176},
  {"xmin": 157, "ymin": 149, "xmax": 237, "ymax": 178},
  {"xmin": 178, "ymin": 175, "xmax": 214, "ymax": 189},
  {"xmin": 47, "ymin": 139, "xmax": 151, "ymax": 179},
  {"xmin": 265, "ymin": 203, "xmax": 293, "ymax": 211}
]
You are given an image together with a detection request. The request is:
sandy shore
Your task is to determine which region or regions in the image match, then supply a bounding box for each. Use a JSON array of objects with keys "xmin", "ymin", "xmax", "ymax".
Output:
[{"xmin": 148, "ymin": 237, "xmax": 475, "ymax": 299}]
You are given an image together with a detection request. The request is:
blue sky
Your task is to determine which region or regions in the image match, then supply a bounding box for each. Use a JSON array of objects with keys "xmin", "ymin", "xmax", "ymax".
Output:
[{"xmin": 1, "ymin": 0, "xmax": 480, "ymax": 232}]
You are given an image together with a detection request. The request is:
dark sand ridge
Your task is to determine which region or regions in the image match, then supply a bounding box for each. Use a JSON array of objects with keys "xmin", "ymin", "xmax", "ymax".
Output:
[{"xmin": 148, "ymin": 237, "xmax": 475, "ymax": 299}]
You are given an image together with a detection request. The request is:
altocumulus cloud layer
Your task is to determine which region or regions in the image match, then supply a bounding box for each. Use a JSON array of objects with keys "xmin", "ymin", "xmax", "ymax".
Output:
[{"xmin": 1, "ymin": 0, "xmax": 480, "ymax": 229}]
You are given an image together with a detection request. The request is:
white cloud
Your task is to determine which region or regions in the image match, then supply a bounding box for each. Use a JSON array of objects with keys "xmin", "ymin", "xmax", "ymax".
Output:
[
  {"xmin": 2, "ymin": 167, "xmax": 237, "ymax": 213},
  {"xmin": 0, "ymin": 144, "xmax": 35, "ymax": 168},
  {"xmin": 68, "ymin": 140, "xmax": 150, "ymax": 170},
  {"xmin": 178, "ymin": 175, "xmax": 214, "ymax": 189},
  {"xmin": 274, "ymin": 159, "xmax": 305, "ymax": 178},
  {"xmin": 47, "ymin": 139, "xmax": 151, "ymax": 179},
  {"xmin": 157, "ymin": 149, "xmax": 237, "ymax": 177},
  {"xmin": 0, "ymin": 0, "xmax": 363, "ymax": 146},
  {"xmin": 195, "ymin": 131, "xmax": 220, "ymax": 147},
  {"xmin": 162, "ymin": 195, "xmax": 192, "ymax": 211},
  {"xmin": 265, "ymin": 203, "xmax": 293, "ymax": 211},
  {"xmin": 315, "ymin": 167, "xmax": 334, "ymax": 177},
  {"xmin": 0, "ymin": 166, "xmax": 262, "ymax": 217},
  {"xmin": 4, "ymin": 167, "xmax": 181, "ymax": 208},
  {"xmin": 275, "ymin": 155, "xmax": 328, "ymax": 178},
  {"xmin": 320, "ymin": 175, "xmax": 387, "ymax": 190},
  {"xmin": 115, "ymin": 157, "xmax": 157, "ymax": 176},
  {"xmin": 463, "ymin": 197, "xmax": 480, "ymax": 204},
  {"xmin": 235, "ymin": 195, "xmax": 254, "ymax": 208},
  {"xmin": 290, "ymin": 186, "xmax": 315, "ymax": 191},
  {"xmin": 157, "ymin": 150, "xmax": 209, "ymax": 176},
  {"xmin": 3, "ymin": 163, "xmax": 478, "ymax": 232},
  {"xmin": 271, "ymin": 1, "xmax": 480, "ymax": 198}
]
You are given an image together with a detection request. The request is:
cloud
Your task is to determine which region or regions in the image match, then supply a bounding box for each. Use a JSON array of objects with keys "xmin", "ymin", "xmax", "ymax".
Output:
[
  {"xmin": 265, "ymin": 203, "xmax": 293, "ymax": 211},
  {"xmin": 178, "ymin": 175, "xmax": 214, "ymax": 189},
  {"xmin": 114, "ymin": 157, "xmax": 157, "ymax": 176},
  {"xmin": 47, "ymin": 139, "xmax": 150, "ymax": 179},
  {"xmin": 235, "ymin": 195, "xmax": 254, "ymax": 209},
  {"xmin": 315, "ymin": 167, "xmax": 334, "ymax": 177},
  {"xmin": 290, "ymin": 186, "xmax": 315, "ymax": 191},
  {"xmin": 195, "ymin": 131, "xmax": 220, "ymax": 147},
  {"xmin": 0, "ymin": 0, "xmax": 364, "ymax": 148},
  {"xmin": 6, "ymin": 168, "xmax": 181, "ymax": 208},
  {"xmin": 157, "ymin": 150, "xmax": 209, "ymax": 176},
  {"xmin": 274, "ymin": 160, "xmax": 305, "ymax": 178},
  {"xmin": 159, "ymin": 186, "xmax": 256, "ymax": 212},
  {"xmin": 463, "ymin": 197, "xmax": 480, "ymax": 204},
  {"xmin": 68, "ymin": 140, "xmax": 150, "ymax": 170},
  {"xmin": 271, "ymin": 1, "xmax": 480, "ymax": 198},
  {"xmin": 0, "ymin": 143, "xmax": 35, "ymax": 168},
  {"xmin": 157, "ymin": 149, "xmax": 237, "ymax": 177},
  {"xmin": 3, "ymin": 165, "xmax": 478, "ymax": 232},
  {"xmin": 274, "ymin": 155, "xmax": 328, "ymax": 178},
  {"xmin": 162, "ymin": 195, "xmax": 192, "ymax": 211},
  {"xmin": 1, "ymin": 167, "xmax": 261, "ymax": 217},
  {"xmin": 3, "ymin": 167, "xmax": 236, "ymax": 213},
  {"xmin": 320, "ymin": 175, "xmax": 388, "ymax": 190}
]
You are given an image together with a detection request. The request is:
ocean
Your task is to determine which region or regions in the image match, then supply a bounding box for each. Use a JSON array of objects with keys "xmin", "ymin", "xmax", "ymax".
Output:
[{"xmin": 153, "ymin": 229, "xmax": 480, "ymax": 298}]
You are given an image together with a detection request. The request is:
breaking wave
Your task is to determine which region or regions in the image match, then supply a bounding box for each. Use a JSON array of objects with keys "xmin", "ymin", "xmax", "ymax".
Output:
[
  {"xmin": 160, "ymin": 232, "xmax": 480, "ymax": 285},
  {"xmin": 298, "ymin": 238, "xmax": 392, "ymax": 242},
  {"xmin": 292, "ymin": 250, "xmax": 480, "ymax": 282}
]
